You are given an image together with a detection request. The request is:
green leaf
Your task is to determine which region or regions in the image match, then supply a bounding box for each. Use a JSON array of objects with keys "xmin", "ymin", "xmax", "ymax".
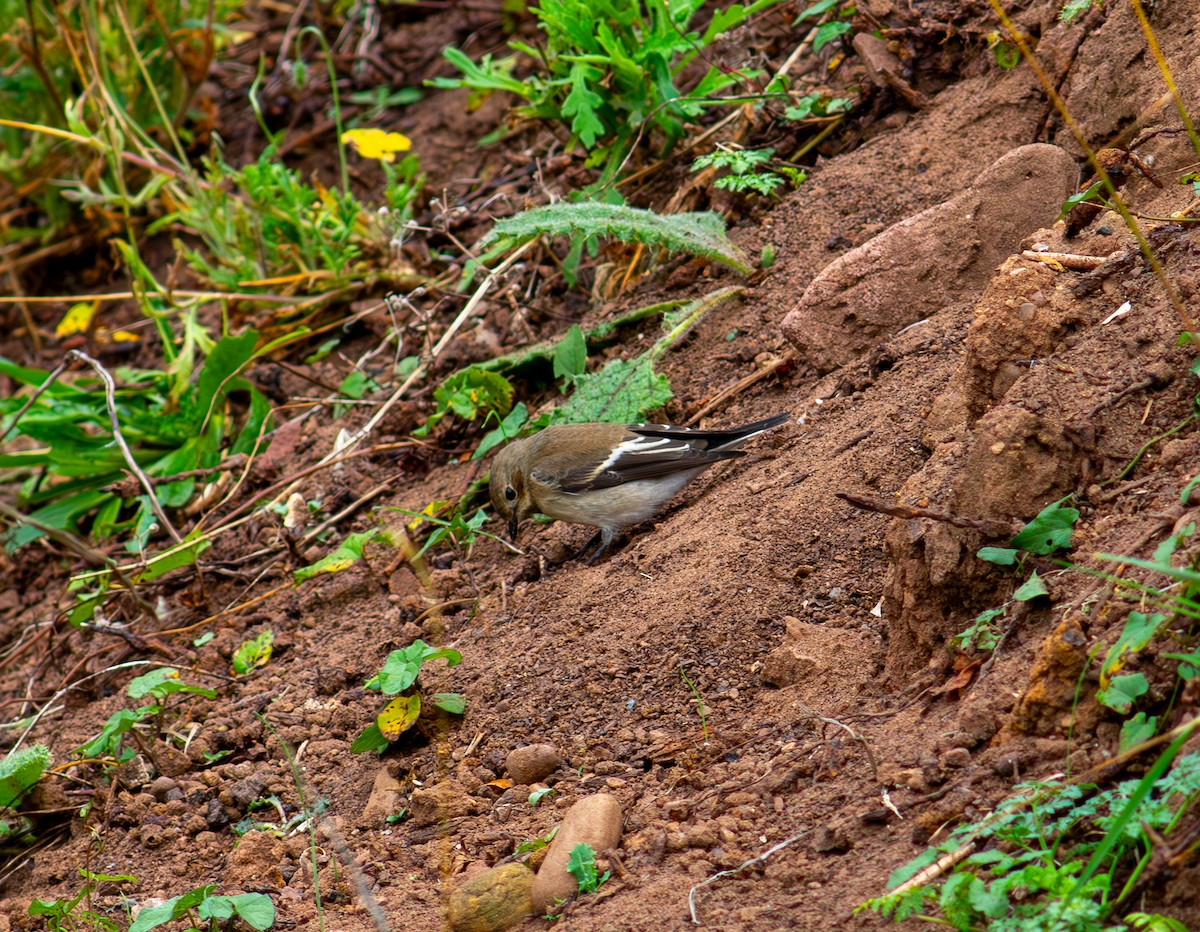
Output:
[
  {"xmin": 365, "ymin": 640, "xmax": 463, "ymax": 695},
  {"xmin": 127, "ymin": 668, "xmax": 218, "ymax": 701},
  {"xmin": 552, "ymin": 325, "xmax": 588, "ymax": 381},
  {"xmin": 0, "ymin": 745, "xmax": 50, "ymax": 811},
  {"xmin": 812, "ymin": 19, "xmax": 852, "ymax": 53},
  {"xmin": 977, "ymin": 547, "xmax": 1018, "ymax": 565},
  {"xmin": 1013, "ymin": 571, "xmax": 1049, "ymax": 601},
  {"xmin": 1119, "ymin": 713, "xmax": 1157, "ymax": 753},
  {"xmin": 480, "ymin": 202, "xmax": 752, "ymax": 275},
  {"xmin": 194, "ymin": 330, "xmax": 259, "ymax": 424},
  {"xmin": 475, "ymin": 403, "xmax": 529, "ymax": 460},
  {"xmin": 556, "ymin": 355, "xmax": 672, "ymax": 423},
  {"xmin": 565, "ymin": 842, "xmax": 609, "ymax": 894},
  {"xmin": 351, "ymin": 723, "xmax": 390, "ymax": 755},
  {"xmin": 1010, "ymin": 500, "xmax": 1079, "ymax": 555},
  {"xmin": 231, "ymin": 630, "xmax": 275, "ymax": 676},
  {"xmin": 293, "ymin": 529, "xmax": 392, "ymax": 583},
  {"xmin": 1100, "ymin": 612, "xmax": 1165, "ymax": 686},
  {"xmin": 1096, "ymin": 673, "xmax": 1149, "ymax": 714},
  {"xmin": 129, "ymin": 896, "xmax": 183, "ymax": 932},
  {"xmin": 431, "ymin": 693, "xmax": 466, "ymax": 714}
]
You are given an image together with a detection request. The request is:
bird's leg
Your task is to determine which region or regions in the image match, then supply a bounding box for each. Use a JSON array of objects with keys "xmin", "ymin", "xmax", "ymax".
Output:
[{"xmin": 581, "ymin": 527, "xmax": 619, "ymax": 566}]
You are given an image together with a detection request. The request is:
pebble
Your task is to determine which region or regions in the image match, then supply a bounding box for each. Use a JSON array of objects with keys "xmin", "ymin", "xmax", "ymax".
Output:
[
  {"xmin": 530, "ymin": 793, "xmax": 623, "ymax": 913},
  {"xmin": 504, "ymin": 744, "xmax": 561, "ymax": 785}
]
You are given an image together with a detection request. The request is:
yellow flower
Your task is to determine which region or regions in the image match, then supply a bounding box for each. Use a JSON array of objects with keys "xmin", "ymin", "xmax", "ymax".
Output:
[{"xmin": 341, "ymin": 128, "xmax": 412, "ymax": 163}]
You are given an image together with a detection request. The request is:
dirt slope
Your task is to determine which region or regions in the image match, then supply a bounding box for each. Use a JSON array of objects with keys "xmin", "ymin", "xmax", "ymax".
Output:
[{"xmin": 3, "ymin": 1, "xmax": 1200, "ymax": 930}]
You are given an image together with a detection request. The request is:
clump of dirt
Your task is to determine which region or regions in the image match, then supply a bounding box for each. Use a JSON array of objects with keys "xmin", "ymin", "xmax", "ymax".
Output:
[{"xmin": 4, "ymin": 0, "xmax": 1200, "ymax": 930}]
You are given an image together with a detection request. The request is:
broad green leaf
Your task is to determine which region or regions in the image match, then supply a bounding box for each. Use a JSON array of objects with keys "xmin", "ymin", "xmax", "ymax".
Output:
[
  {"xmin": 1010, "ymin": 501, "xmax": 1079, "ymax": 555},
  {"xmin": 232, "ymin": 630, "xmax": 274, "ymax": 675},
  {"xmin": 552, "ymin": 325, "xmax": 588, "ymax": 381},
  {"xmin": 366, "ymin": 640, "xmax": 463, "ymax": 695},
  {"xmin": 1096, "ymin": 673, "xmax": 1149, "ymax": 714},
  {"xmin": 978, "ymin": 547, "xmax": 1019, "ymax": 566},
  {"xmin": 1100, "ymin": 612, "xmax": 1165, "ymax": 686},
  {"xmin": 431, "ymin": 693, "xmax": 466, "ymax": 714},
  {"xmin": 0, "ymin": 745, "xmax": 50, "ymax": 811},
  {"xmin": 1119, "ymin": 713, "xmax": 1157, "ymax": 753},
  {"xmin": 1013, "ymin": 571, "xmax": 1049, "ymax": 601}
]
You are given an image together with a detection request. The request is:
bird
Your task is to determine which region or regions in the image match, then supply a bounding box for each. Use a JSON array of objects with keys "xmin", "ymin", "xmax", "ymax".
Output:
[{"xmin": 489, "ymin": 412, "xmax": 789, "ymax": 563}]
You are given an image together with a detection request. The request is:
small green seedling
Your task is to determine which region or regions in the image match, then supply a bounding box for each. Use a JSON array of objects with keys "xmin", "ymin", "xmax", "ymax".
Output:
[
  {"xmin": 352, "ymin": 640, "xmax": 465, "ymax": 753},
  {"xmin": 566, "ymin": 843, "xmax": 611, "ymax": 895},
  {"xmin": 127, "ymin": 884, "xmax": 274, "ymax": 932},
  {"xmin": 28, "ymin": 870, "xmax": 139, "ymax": 932}
]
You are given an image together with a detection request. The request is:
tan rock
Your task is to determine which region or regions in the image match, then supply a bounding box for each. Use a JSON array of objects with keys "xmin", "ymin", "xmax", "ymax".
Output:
[
  {"xmin": 504, "ymin": 744, "xmax": 561, "ymax": 785},
  {"xmin": 361, "ymin": 766, "xmax": 404, "ymax": 825},
  {"xmin": 531, "ymin": 793, "xmax": 623, "ymax": 913},
  {"xmin": 781, "ymin": 143, "xmax": 1078, "ymax": 371}
]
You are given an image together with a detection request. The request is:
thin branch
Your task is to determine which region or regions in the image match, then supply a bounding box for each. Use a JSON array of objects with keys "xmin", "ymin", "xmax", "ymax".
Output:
[{"xmin": 67, "ymin": 350, "xmax": 182, "ymax": 543}]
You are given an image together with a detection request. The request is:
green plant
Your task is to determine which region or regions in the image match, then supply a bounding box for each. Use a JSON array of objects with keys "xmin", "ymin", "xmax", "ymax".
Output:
[
  {"xmin": 565, "ymin": 843, "xmax": 611, "ymax": 895},
  {"xmin": 472, "ymin": 201, "xmax": 753, "ymax": 288},
  {"xmin": 413, "ymin": 366, "xmax": 517, "ymax": 439},
  {"xmin": 75, "ymin": 668, "xmax": 216, "ymax": 761},
  {"xmin": 861, "ymin": 742, "xmax": 1200, "ymax": 930},
  {"xmin": 781, "ymin": 92, "xmax": 853, "ymax": 122},
  {"xmin": 0, "ymin": 0, "xmax": 236, "ymax": 242},
  {"xmin": 231, "ymin": 630, "xmax": 275, "ymax": 676},
  {"xmin": 0, "ymin": 744, "xmax": 50, "ymax": 842},
  {"xmin": 352, "ymin": 640, "xmax": 465, "ymax": 753},
  {"xmin": 796, "ymin": 0, "xmax": 856, "ymax": 54},
  {"xmin": 1059, "ymin": 0, "xmax": 1100, "ymax": 24},
  {"xmin": 433, "ymin": 0, "xmax": 785, "ymax": 177},
  {"xmin": 679, "ymin": 667, "xmax": 709, "ymax": 742},
  {"xmin": 127, "ymin": 884, "xmax": 274, "ymax": 932},
  {"xmin": 691, "ymin": 146, "xmax": 806, "ymax": 196},
  {"xmin": 28, "ymin": 869, "xmax": 139, "ymax": 932},
  {"xmin": 955, "ymin": 499, "xmax": 1081, "ymax": 651},
  {"xmin": 396, "ymin": 501, "xmax": 507, "ymax": 557},
  {"xmin": 0, "ymin": 329, "xmax": 278, "ymax": 552}
]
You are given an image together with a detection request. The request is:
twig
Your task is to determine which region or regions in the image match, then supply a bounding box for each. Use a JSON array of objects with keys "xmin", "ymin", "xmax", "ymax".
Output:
[
  {"xmin": 1022, "ymin": 250, "xmax": 1109, "ymax": 271},
  {"xmin": 836, "ymin": 491, "xmax": 1021, "ymax": 538},
  {"xmin": 66, "ymin": 350, "xmax": 182, "ymax": 543},
  {"xmin": 685, "ymin": 350, "xmax": 795, "ymax": 425},
  {"xmin": 688, "ymin": 831, "xmax": 808, "ymax": 924}
]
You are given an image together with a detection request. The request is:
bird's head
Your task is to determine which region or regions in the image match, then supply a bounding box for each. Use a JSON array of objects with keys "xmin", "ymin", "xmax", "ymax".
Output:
[{"xmin": 489, "ymin": 439, "xmax": 532, "ymax": 541}]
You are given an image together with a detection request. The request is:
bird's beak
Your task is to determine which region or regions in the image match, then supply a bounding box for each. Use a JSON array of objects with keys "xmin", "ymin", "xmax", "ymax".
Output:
[{"xmin": 507, "ymin": 516, "xmax": 519, "ymax": 542}]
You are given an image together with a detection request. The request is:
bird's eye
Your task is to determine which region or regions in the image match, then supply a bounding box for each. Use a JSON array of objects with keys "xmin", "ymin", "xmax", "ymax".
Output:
[{"xmin": 504, "ymin": 487, "xmax": 517, "ymax": 502}]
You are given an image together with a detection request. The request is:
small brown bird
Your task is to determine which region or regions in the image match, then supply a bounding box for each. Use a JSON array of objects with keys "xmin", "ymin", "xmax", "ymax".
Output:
[{"xmin": 489, "ymin": 413, "xmax": 789, "ymax": 562}]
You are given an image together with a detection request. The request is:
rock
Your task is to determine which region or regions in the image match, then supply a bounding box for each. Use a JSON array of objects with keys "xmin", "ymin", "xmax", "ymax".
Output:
[
  {"xmin": 445, "ymin": 863, "xmax": 535, "ymax": 932},
  {"xmin": 940, "ymin": 747, "xmax": 971, "ymax": 769},
  {"xmin": 147, "ymin": 776, "xmax": 179, "ymax": 803},
  {"xmin": 409, "ymin": 780, "xmax": 484, "ymax": 827},
  {"xmin": 504, "ymin": 744, "xmax": 561, "ymax": 785},
  {"xmin": 781, "ymin": 143, "xmax": 1078, "ymax": 370},
  {"xmin": 204, "ymin": 797, "xmax": 229, "ymax": 830},
  {"xmin": 226, "ymin": 829, "xmax": 287, "ymax": 886},
  {"xmin": 361, "ymin": 767, "xmax": 404, "ymax": 824},
  {"xmin": 531, "ymin": 793, "xmax": 623, "ymax": 913},
  {"xmin": 226, "ymin": 772, "xmax": 270, "ymax": 809}
]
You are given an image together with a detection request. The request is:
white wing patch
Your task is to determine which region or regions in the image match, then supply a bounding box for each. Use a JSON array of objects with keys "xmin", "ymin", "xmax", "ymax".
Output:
[{"xmin": 598, "ymin": 435, "xmax": 691, "ymax": 471}]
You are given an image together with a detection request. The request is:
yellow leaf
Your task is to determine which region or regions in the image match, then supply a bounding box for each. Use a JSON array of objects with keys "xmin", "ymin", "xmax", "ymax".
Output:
[
  {"xmin": 56, "ymin": 302, "xmax": 97, "ymax": 337},
  {"xmin": 342, "ymin": 128, "xmax": 413, "ymax": 163},
  {"xmin": 377, "ymin": 694, "xmax": 421, "ymax": 741},
  {"xmin": 110, "ymin": 330, "xmax": 141, "ymax": 343}
]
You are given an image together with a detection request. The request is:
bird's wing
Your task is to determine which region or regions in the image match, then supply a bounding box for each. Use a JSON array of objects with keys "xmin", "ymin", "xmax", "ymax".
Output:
[
  {"xmin": 625, "ymin": 413, "xmax": 790, "ymax": 451},
  {"xmin": 532, "ymin": 432, "xmax": 742, "ymax": 493}
]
